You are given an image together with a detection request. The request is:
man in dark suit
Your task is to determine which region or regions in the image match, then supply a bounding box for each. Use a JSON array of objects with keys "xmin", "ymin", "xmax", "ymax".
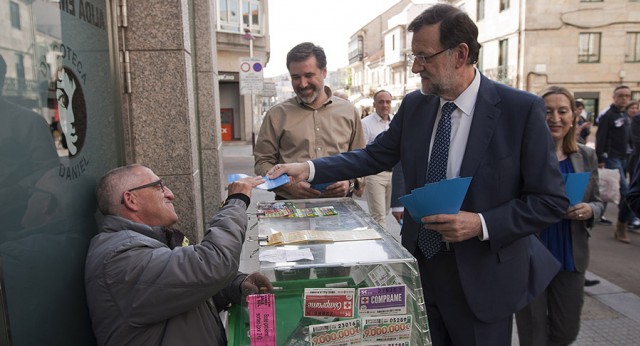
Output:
[{"xmin": 267, "ymin": 4, "xmax": 567, "ymax": 345}]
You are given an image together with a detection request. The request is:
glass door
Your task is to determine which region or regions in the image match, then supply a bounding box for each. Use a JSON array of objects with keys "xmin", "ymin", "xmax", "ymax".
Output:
[{"xmin": 0, "ymin": 1, "xmax": 123, "ymax": 344}]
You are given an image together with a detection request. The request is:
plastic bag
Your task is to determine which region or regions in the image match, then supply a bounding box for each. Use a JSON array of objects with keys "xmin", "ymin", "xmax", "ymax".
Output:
[{"xmin": 597, "ymin": 168, "xmax": 620, "ymax": 204}]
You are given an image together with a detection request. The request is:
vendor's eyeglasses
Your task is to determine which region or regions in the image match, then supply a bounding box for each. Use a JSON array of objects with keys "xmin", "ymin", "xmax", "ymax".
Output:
[{"xmin": 121, "ymin": 179, "xmax": 165, "ymax": 204}]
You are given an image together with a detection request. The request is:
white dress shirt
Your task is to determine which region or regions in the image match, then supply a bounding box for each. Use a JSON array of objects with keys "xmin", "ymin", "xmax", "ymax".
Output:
[
  {"xmin": 361, "ymin": 112, "xmax": 392, "ymax": 144},
  {"xmin": 428, "ymin": 68, "xmax": 489, "ymax": 240}
]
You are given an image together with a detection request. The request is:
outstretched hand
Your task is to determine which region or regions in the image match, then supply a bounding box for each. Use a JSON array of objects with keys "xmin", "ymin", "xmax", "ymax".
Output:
[
  {"xmin": 227, "ymin": 176, "xmax": 265, "ymax": 198},
  {"xmin": 266, "ymin": 163, "xmax": 310, "ymax": 182}
]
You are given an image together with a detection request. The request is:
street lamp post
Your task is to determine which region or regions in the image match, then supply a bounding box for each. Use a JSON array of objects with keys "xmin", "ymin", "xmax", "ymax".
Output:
[{"xmin": 243, "ymin": 28, "xmax": 256, "ymax": 149}]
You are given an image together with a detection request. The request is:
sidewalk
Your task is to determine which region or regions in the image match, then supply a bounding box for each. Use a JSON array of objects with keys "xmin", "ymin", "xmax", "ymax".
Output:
[{"xmin": 222, "ymin": 142, "xmax": 640, "ymax": 345}]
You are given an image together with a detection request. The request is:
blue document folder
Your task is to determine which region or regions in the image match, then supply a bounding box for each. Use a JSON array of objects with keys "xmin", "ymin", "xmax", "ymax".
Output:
[
  {"xmin": 227, "ymin": 173, "xmax": 290, "ymax": 191},
  {"xmin": 563, "ymin": 172, "xmax": 591, "ymax": 206},
  {"xmin": 310, "ymin": 182, "xmax": 335, "ymax": 192},
  {"xmin": 399, "ymin": 177, "xmax": 472, "ymax": 223}
]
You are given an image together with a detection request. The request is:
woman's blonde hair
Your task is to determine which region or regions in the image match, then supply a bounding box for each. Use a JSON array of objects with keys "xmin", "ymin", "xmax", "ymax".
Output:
[{"xmin": 539, "ymin": 85, "xmax": 578, "ymax": 154}]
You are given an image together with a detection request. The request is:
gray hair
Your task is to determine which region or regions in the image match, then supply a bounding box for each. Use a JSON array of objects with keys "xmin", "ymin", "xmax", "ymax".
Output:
[{"xmin": 96, "ymin": 164, "xmax": 145, "ymax": 215}]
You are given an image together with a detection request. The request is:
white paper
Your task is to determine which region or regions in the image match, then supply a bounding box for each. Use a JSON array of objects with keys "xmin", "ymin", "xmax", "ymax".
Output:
[{"xmin": 259, "ymin": 247, "xmax": 314, "ymax": 262}]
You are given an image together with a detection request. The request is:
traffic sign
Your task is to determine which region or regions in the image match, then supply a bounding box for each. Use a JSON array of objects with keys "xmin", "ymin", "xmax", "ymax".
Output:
[{"xmin": 240, "ymin": 57, "xmax": 264, "ymax": 95}]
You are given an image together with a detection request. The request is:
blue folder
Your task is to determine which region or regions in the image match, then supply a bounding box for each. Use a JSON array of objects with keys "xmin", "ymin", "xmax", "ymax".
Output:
[
  {"xmin": 227, "ymin": 173, "xmax": 290, "ymax": 191},
  {"xmin": 563, "ymin": 172, "xmax": 591, "ymax": 206},
  {"xmin": 399, "ymin": 177, "xmax": 472, "ymax": 223}
]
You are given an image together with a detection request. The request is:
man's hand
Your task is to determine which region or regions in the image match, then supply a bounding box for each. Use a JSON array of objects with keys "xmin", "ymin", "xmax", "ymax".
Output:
[
  {"xmin": 241, "ymin": 272, "xmax": 273, "ymax": 296},
  {"xmin": 228, "ymin": 176, "xmax": 265, "ymax": 198},
  {"xmin": 320, "ymin": 180, "xmax": 351, "ymax": 198},
  {"xmin": 420, "ymin": 211, "xmax": 482, "ymax": 242},
  {"xmin": 267, "ymin": 163, "xmax": 310, "ymax": 182}
]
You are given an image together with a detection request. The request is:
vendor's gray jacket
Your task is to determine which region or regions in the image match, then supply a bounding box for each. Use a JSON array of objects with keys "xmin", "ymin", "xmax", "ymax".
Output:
[{"xmin": 85, "ymin": 199, "xmax": 249, "ymax": 346}]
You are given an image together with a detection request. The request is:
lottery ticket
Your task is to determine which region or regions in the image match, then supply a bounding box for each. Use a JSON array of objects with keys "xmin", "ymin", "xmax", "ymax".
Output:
[
  {"xmin": 309, "ymin": 319, "xmax": 362, "ymax": 346},
  {"xmin": 304, "ymin": 288, "xmax": 355, "ymax": 318},
  {"xmin": 246, "ymin": 294, "xmax": 276, "ymax": 345},
  {"xmin": 358, "ymin": 285, "xmax": 407, "ymax": 316},
  {"xmin": 361, "ymin": 315, "xmax": 412, "ymax": 344}
]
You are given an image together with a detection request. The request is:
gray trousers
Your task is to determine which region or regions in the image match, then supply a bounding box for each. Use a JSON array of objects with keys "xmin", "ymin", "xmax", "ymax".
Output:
[{"xmin": 515, "ymin": 270, "xmax": 585, "ymax": 346}]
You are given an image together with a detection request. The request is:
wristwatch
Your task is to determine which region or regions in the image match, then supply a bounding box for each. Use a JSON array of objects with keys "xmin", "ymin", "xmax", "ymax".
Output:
[{"xmin": 348, "ymin": 180, "xmax": 355, "ymax": 193}]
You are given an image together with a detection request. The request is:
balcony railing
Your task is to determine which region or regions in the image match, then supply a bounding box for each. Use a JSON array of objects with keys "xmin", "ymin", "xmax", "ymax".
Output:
[{"xmin": 483, "ymin": 66, "xmax": 515, "ymax": 86}]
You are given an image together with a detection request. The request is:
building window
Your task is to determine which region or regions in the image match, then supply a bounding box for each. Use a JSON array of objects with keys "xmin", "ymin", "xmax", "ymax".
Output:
[
  {"xmin": 500, "ymin": 0, "xmax": 509, "ymax": 11},
  {"xmin": 477, "ymin": 0, "xmax": 485, "ymax": 20},
  {"xmin": 15, "ymin": 53, "xmax": 25, "ymax": 92},
  {"xmin": 349, "ymin": 36, "xmax": 364, "ymax": 63},
  {"xmin": 10, "ymin": 1, "xmax": 20, "ymax": 29},
  {"xmin": 633, "ymin": 91, "xmax": 640, "ymax": 101},
  {"xmin": 498, "ymin": 39, "xmax": 508, "ymax": 79},
  {"xmin": 626, "ymin": 32, "xmax": 640, "ymax": 62},
  {"xmin": 218, "ymin": 0, "xmax": 261, "ymax": 34},
  {"xmin": 242, "ymin": 0, "xmax": 260, "ymax": 34},
  {"xmin": 578, "ymin": 32, "xmax": 601, "ymax": 63}
]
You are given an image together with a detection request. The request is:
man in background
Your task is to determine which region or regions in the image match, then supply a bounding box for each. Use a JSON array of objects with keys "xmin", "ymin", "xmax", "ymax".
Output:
[
  {"xmin": 361, "ymin": 90, "xmax": 394, "ymax": 228},
  {"xmin": 595, "ymin": 85, "xmax": 634, "ymax": 243},
  {"xmin": 254, "ymin": 42, "xmax": 365, "ymax": 199}
]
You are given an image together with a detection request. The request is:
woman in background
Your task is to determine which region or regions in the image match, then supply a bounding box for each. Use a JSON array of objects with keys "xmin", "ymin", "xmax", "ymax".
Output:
[{"xmin": 516, "ymin": 86, "xmax": 604, "ymax": 346}]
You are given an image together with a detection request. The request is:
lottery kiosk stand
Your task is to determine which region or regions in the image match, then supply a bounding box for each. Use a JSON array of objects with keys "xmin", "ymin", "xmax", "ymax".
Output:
[{"xmin": 228, "ymin": 197, "xmax": 431, "ymax": 345}]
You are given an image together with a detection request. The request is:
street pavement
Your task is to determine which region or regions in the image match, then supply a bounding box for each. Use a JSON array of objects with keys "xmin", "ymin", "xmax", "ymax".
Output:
[{"xmin": 222, "ymin": 141, "xmax": 640, "ymax": 345}]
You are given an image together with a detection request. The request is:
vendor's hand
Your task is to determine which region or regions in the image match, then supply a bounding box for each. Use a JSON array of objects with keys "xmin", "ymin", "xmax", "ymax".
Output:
[
  {"xmin": 227, "ymin": 176, "xmax": 264, "ymax": 198},
  {"xmin": 421, "ymin": 211, "xmax": 482, "ymax": 242},
  {"xmin": 321, "ymin": 180, "xmax": 351, "ymax": 198},
  {"xmin": 241, "ymin": 272, "xmax": 273, "ymax": 296},
  {"xmin": 267, "ymin": 163, "xmax": 310, "ymax": 182},
  {"xmin": 566, "ymin": 203, "xmax": 593, "ymax": 221}
]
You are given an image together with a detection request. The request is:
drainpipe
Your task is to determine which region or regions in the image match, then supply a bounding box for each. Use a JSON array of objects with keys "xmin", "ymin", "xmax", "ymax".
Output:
[{"xmin": 525, "ymin": 71, "xmax": 548, "ymax": 92}]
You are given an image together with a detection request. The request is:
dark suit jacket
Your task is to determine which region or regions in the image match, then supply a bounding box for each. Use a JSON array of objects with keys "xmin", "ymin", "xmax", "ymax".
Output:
[
  {"xmin": 390, "ymin": 163, "xmax": 404, "ymax": 209},
  {"xmin": 312, "ymin": 74, "xmax": 568, "ymax": 323}
]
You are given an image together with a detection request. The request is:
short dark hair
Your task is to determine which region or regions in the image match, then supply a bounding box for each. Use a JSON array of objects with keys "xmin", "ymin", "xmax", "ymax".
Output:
[
  {"xmin": 575, "ymin": 100, "xmax": 585, "ymax": 108},
  {"xmin": 614, "ymin": 85, "xmax": 631, "ymax": 95},
  {"xmin": 286, "ymin": 42, "xmax": 327, "ymax": 71},
  {"xmin": 373, "ymin": 90, "xmax": 391, "ymax": 101},
  {"xmin": 408, "ymin": 4, "xmax": 481, "ymax": 65}
]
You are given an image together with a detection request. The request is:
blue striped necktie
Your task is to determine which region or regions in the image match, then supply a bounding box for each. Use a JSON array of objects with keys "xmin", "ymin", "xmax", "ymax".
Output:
[{"xmin": 418, "ymin": 102, "xmax": 457, "ymax": 258}]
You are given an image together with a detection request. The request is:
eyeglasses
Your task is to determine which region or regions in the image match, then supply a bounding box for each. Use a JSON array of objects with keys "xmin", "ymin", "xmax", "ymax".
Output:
[
  {"xmin": 409, "ymin": 48, "xmax": 450, "ymax": 66},
  {"xmin": 121, "ymin": 179, "xmax": 165, "ymax": 204}
]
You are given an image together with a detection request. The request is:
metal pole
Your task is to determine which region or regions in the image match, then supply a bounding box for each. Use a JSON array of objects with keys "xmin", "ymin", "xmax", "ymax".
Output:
[{"xmin": 249, "ymin": 38, "xmax": 255, "ymax": 149}]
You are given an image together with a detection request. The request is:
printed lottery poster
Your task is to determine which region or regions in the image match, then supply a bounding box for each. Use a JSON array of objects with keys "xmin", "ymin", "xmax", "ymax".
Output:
[
  {"xmin": 358, "ymin": 285, "xmax": 407, "ymax": 316},
  {"xmin": 246, "ymin": 294, "xmax": 277, "ymax": 346},
  {"xmin": 361, "ymin": 315, "xmax": 412, "ymax": 345},
  {"xmin": 309, "ymin": 319, "xmax": 362, "ymax": 346},
  {"xmin": 304, "ymin": 288, "xmax": 355, "ymax": 318}
]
